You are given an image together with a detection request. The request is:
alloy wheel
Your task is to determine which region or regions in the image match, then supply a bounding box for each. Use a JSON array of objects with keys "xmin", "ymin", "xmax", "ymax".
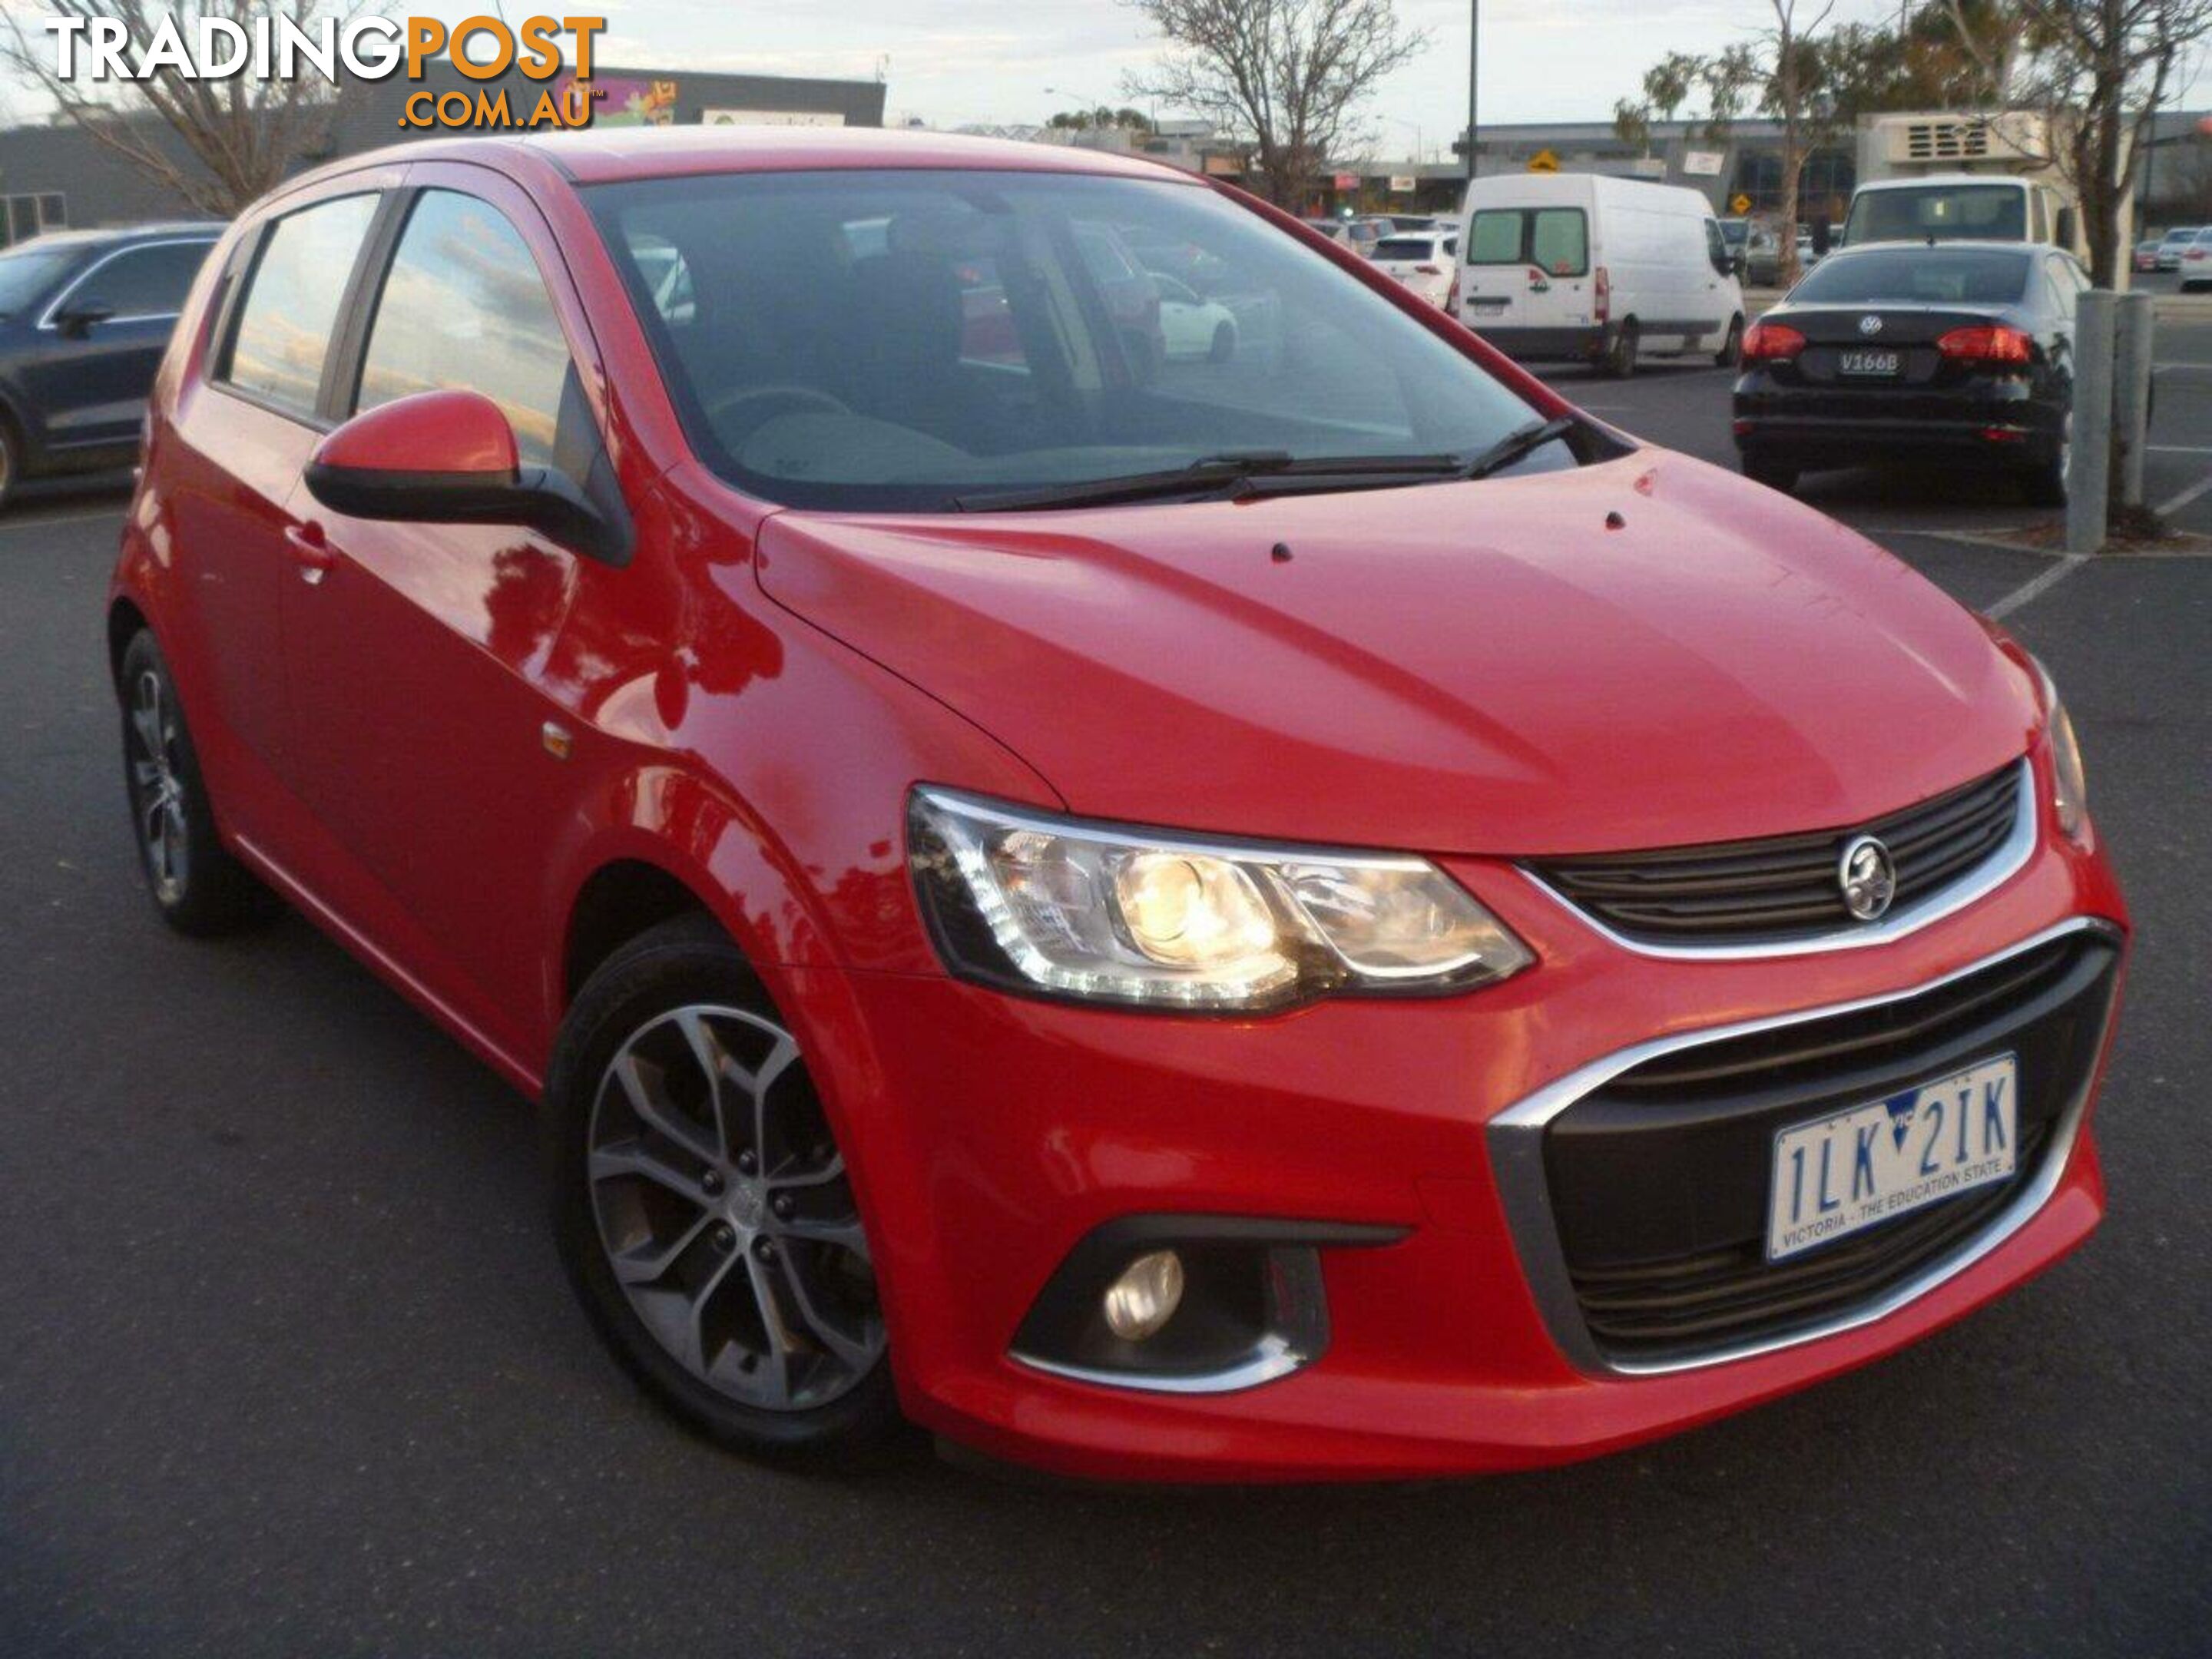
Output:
[
  {"xmin": 586, "ymin": 1004, "xmax": 882, "ymax": 1411},
  {"xmin": 126, "ymin": 669, "xmax": 189, "ymax": 902}
]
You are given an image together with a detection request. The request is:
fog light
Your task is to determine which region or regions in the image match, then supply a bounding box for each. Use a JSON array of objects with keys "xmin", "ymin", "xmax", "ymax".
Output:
[{"xmin": 1101, "ymin": 1250, "xmax": 1184, "ymax": 1341}]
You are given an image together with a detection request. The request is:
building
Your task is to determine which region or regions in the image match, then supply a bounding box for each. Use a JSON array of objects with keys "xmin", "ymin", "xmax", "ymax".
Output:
[{"xmin": 0, "ymin": 62, "xmax": 886, "ymax": 241}]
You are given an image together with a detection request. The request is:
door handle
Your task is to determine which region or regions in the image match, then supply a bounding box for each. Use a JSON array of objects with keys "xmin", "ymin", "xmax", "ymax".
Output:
[{"xmin": 283, "ymin": 522, "xmax": 339, "ymax": 585}]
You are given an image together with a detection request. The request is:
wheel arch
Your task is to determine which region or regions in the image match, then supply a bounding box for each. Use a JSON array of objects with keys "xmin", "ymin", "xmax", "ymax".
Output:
[
  {"xmin": 561, "ymin": 855, "xmax": 724, "ymax": 1005},
  {"xmin": 107, "ymin": 594, "xmax": 151, "ymax": 690}
]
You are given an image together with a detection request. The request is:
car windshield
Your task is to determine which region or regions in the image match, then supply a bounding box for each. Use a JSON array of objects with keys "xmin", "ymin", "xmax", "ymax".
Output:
[
  {"xmin": 1845, "ymin": 184, "xmax": 2026, "ymax": 244},
  {"xmin": 1790, "ymin": 247, "xmax": 2032, "ymax": 306},
  {"xmin": 0, "ymin": 246, "xmax": 77, "ymax": 318},
  {"xmin": 588, "ymin": 168, "xmax": 1547, "ymax": 512}
]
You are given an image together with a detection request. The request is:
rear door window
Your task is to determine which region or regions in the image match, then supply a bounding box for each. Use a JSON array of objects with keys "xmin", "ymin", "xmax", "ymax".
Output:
[
  {"xmin": 1467, "ymin": 208, "xmax": 1589, "ymax": 276},
  {"xmin": 224, "ymin": 194, "xmax": 379, "ymax": 419},
  {"xmin": 353, "ymin": 190, "xmax": 575, "ymax": 471},
  {"xmin": 58, "ymin": 240, "xmax": 214, "ymax": 323}
]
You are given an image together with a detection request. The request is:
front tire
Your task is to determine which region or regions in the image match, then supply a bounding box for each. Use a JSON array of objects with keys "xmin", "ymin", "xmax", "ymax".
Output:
[
  {"xmin": 1715, "ymin": 315, "xmax": 1744, "ymax": 369},
  {"xmin": 548, "ymin": 915, "xmax": 899, "ymax": 1466},
  {"xmin": 1208, "ymin": 320, "xmax": 1236, "ymax": 363},
  {"xmin": 118, "ymin": 630, "xmax": 274, "ymax": 935}
]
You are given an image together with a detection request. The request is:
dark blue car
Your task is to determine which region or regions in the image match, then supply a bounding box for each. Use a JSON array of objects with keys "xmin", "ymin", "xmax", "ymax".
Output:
[{"xmin": 0, "ymin": 224, "xmax": 222, "ymax": 508}]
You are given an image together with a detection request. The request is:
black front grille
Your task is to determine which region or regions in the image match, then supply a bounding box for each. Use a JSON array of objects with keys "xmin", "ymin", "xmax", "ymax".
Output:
[
  {"xmin": 1534, "ymin": 762, "xmax": 2023, "ymax": 945},
  {"xmin": 1544, "ymin": 929, "xmax": 2119, "ymax": 1365}
]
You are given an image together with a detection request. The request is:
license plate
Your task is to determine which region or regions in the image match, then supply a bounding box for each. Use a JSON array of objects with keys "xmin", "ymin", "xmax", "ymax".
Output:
[
  {"xmin": 1838, "ymin": 348, "xmax": 1902, "ymax": 377},
  {"xmin": 1767, "ymin": 1055, "xmax": 2018, "ymax": 1261}
]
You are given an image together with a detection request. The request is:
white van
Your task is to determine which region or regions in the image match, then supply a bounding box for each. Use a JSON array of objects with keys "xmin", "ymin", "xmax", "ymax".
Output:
[{"xmin": 1453, "ymin": 174, "xmax": 1746, "ymax": 377}]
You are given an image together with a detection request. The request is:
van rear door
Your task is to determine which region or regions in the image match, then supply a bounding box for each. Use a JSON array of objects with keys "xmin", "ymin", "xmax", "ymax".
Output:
[{"xmin": 1457, "ymin": 202, "xmax": 1596, "ymax": 358}]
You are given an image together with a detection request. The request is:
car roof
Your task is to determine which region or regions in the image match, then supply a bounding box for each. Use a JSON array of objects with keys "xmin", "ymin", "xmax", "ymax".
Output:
[{"xmin": 300, "ymin": 125, "xmax": 1201, "ymax": 192}]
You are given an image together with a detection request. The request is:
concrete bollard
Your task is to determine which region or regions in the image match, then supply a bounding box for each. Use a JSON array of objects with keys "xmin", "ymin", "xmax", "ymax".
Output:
[
  {"xmin": 2114, "ymin": 291, "xmax": 2154, "ymax": 511},
  {"xmin": 2066, "ymin": 292, "xmax": 2115, "ymax": 555}
]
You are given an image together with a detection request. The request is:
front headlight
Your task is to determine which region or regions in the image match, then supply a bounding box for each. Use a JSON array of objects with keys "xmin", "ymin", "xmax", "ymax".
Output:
[
  {"xmin": 908, "ymin": 788, "xmax": 1533, "ymax": 1012},
  {"xmin": 2028, "ymin": 655, "xmax": 2089, "ymax": 839}
]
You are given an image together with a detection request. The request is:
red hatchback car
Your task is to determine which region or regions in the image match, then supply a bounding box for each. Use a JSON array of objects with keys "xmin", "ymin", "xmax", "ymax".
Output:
[{"xmin": 110, "ymin": 128, "xmax": 2128, "ymax": 1481}]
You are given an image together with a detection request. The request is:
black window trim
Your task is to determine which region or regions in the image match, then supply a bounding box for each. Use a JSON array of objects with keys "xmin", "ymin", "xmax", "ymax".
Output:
[{"xmin": 36, "ymin": 235, "xmax": 220, "ymax": 333}]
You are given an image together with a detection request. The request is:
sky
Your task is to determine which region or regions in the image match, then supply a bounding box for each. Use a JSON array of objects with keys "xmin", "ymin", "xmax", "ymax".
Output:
[{"xmin": 577, "ymin": 0, "xmax": 1955, "ymax": 157}]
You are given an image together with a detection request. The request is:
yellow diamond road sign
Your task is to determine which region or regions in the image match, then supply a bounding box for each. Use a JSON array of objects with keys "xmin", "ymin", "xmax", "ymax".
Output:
[
  {"xmin": 1732, "ymin": 193, "xmax": 1753, "ymax": 214},
  {"xmin": 1528, "ymin": 148, "xmax": 1561, "ymax": 174}
]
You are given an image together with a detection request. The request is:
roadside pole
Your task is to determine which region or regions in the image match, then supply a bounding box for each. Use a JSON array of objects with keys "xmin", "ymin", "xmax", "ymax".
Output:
[
  {"xmin": 2114, "ymin": 291, "xmax": 2155, "ymax": 510},
  {"xmin": 2067, "ymin": 292, "xmax": 2116, "ymax": 554}
]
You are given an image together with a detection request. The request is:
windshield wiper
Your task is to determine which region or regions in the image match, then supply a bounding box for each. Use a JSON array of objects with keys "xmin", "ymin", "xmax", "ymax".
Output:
[
  {"xmin": 1449, "ymin": 416, "xmax": 1582, "ymax": 483},
  {"xmin": 952, "ymin": 451, "xmax": 1475, "ymax": 513}
]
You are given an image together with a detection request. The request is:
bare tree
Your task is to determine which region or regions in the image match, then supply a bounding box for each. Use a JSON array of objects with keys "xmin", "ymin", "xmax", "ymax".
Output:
[
  {"xmin": 1123, "ymin": 0, "xmax": 1427, "ymax": 207},
  {"xmin": 0, "ymin": 2, "xmax": 373, "ymax": 218},
  {"xmin": 1949, "ymin": 0, "xmax": 2212, "ymax": 286},
  {"xmin": 1704, "ymin": 2, "xmax": 1842, "ymax": 286}
]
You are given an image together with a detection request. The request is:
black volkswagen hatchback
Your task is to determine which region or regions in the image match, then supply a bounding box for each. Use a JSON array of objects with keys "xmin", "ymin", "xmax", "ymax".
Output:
[
  {"xmin": 1732, "ymin": 240, "xmax": 2085, "ymax": 504},
  {"xmin": 0, "ymin": 223, "xmax": 220, "ymax": 508}
]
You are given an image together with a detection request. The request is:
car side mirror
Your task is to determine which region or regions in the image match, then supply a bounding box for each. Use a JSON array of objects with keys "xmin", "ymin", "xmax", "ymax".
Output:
[
  {"xmin": 54, "ymin": 301, "xmax": 115, "ymax": 338},
  {"xmin": 2055, "ymin": 206, "xmax": 2078, "ymax": 250},
  {"xmin": 303, "ymin": 389, "xmax": 628, "ymax": 564},
  {"xmin": 1727, "ymin": 253, "xmax": 1747, "ymax": 277}
]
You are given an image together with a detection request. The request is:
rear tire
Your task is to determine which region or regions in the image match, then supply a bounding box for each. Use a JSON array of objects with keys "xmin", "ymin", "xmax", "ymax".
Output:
[
  {"xmin": 548, "ymin": 914, "xmax": 901, "ymax": 1468},
  {"xmin": 2021, "ymin": 414, "xmax": 2071, "ymax": 508},
  {"xmin": 1603, "ymin": 320, "xmax": 1640, "ymax": 379},
  {"xmin": 1741, "ymin": 453, "xmax": 1799, "ymax": 494},
  {"xmin": 1715, "ymin": 315, "xmax": 1744, "ymax": 369},
  {"xmin": 0, "ymin": 419, "xmax": 20, "ymax": 512},
  {"xmin": 117, "ymin": 630, "xmax": 276, "ymax": 935}
]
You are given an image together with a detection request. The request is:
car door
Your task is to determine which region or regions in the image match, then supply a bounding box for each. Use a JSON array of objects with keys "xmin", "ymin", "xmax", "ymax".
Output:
[
  {"xmin": 168, "ymin": 187, "xmax": 387, "ymax": 813},
  {"xmin": 20, "ymin": 237, "xmax": 216, "ymax": 452},
  {"xmin": 278, "ymin": 173, "xmax": 611, "ymax": 1061}
]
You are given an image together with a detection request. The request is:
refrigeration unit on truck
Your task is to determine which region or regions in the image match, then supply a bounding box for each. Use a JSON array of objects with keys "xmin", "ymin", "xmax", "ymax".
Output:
[{"xmin": 1844, "ymin": 111, "xmax": 2128, "ymax": 270}]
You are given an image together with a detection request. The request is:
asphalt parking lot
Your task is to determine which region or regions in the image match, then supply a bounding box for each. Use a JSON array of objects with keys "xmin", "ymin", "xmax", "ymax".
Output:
[{"xmin": 2, "ymin": 339, "xmax": 2207, "ymax": 1654}]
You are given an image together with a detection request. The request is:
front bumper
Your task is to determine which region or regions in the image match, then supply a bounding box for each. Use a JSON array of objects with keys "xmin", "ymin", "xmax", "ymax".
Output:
[{"xmin": 793, "ymin": 756, "xmax": 2127, "ymax": 1482}]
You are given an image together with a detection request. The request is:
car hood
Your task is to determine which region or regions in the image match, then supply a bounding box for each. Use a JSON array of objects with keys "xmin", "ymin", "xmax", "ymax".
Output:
[{"xmin": 753, "ymin": 452, "xmax": 2035, "ymax": 856}]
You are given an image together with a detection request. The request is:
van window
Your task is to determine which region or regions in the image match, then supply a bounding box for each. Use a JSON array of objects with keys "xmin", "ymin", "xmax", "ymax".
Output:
[
  {"xmin": 355, "ymin": 190, "xmax": 573, "ymax": 471},
  {"xmin": 1466, "ymin": 208, "xmax": 1588, "ymax": 276},
  {"xmin": 57, "ymin": 240, "xmax": 212, "ymax": 323},
  {"xmin": 224, "ymin": 194, "xmax": 379, "ymax": 418},
  {"xmin": 1844, "ymin": 184, "xmax": 2026, "ymax": 246}
]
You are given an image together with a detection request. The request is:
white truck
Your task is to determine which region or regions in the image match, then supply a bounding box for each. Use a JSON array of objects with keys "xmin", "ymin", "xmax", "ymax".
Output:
[{"xmin": 1844, "ymin": 111, "xmax": 2128, "ymax": 276}]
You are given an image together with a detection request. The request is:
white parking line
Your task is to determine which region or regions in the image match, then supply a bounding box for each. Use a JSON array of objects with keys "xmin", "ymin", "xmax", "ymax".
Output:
[
  {"xmin": 2157, "ymin": 469, "xmax": 2212, "ymax": 516},
  {"xmin": 1985, "ymin": 555, "xmax": 2090, "ymax": 621}
]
